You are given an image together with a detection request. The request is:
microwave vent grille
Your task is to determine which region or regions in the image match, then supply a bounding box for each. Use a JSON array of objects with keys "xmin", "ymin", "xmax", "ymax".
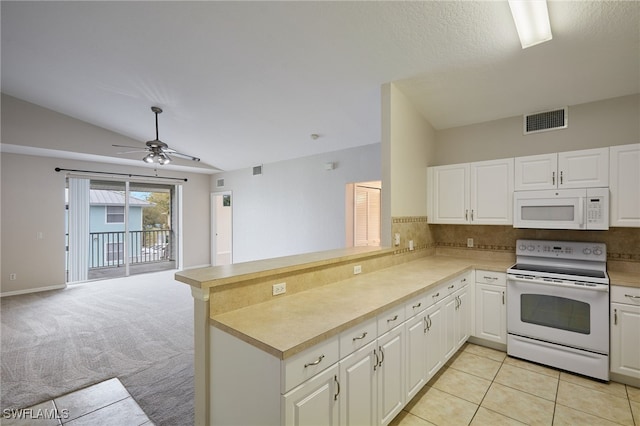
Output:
[{"xmin": 524, "ymin": 107, "xmax": 568, "ymax": 134}]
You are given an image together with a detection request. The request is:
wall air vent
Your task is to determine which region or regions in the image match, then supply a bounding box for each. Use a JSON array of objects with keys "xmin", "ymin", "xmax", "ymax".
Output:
[
  {"xmin": 216, "ymin": 178, "xmax": 225, "ymax": 188},
  {"xmin": 524, "ymin": 107, "xmax": 568, "ymax": 134},
  {"xmin": 253, "ymin": 165, "xmax": 263, "ymax": 176}
]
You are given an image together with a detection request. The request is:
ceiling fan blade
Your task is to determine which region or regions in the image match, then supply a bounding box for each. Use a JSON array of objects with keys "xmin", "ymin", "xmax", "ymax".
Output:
[
  {"xmin": 166, "ymin": 150, "xmax": 201, "ymax": 162},
  {"xmin": 116, "ymin": 149, "xmax": 148, "ymax": 154},
  {"xmin": 112, "ymin": 144, "xmax": 145, "ymax": 149}
]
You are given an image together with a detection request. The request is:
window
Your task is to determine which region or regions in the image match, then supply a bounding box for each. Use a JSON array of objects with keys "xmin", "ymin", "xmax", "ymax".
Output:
[{"xmin": 106, "ymin": 206, "xmax": 125, "ymax": 224}]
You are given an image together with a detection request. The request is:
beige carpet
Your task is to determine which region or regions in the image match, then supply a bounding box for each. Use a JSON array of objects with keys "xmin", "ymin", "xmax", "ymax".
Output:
[{"xmin": 0, "ymin": 270, "xmax": 194, "ymax": 426}]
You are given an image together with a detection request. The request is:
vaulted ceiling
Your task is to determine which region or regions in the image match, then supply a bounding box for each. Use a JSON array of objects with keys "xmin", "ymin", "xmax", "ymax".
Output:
[{"xmin": 2, "ymin": 1, "xmax": 638, "ymax": 173}]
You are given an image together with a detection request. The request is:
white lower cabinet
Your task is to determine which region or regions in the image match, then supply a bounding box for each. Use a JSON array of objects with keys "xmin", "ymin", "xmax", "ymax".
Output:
[
  {"xmin": 611, "ymin": 286, "xmax": 640, "ymax": 380},
  {"xmin": 339, "ymin": 341, "xmax": 377, "ymax": 426},
  {"xmin": 209, "ymin": 271, "xmax": 475, "ymax": 426},
  {"xmin": 283, "ymin": 364, "xmax": 340, "ymax": 426},
  {"xmin": 377, "ymin": 325, "xmax": 405, "ymax": 425},
  {"xmin": 474, "ymin": 270, "xmax": 507, "ymax": 345}
]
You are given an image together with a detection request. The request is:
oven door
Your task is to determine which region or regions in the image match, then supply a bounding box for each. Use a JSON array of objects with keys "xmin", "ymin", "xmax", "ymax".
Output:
[{"xmin": 507, "ymin": 275, "xmax": 609, "ymax": 354}]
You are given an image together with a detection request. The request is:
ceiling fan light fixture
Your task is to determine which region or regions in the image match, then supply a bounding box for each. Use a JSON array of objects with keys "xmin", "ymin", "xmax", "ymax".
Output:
[
  {"xmin": 158, "ymin": 153, "xmax": 172, "ymax": 165},
  {"xmin": 508, "ymin": 0, "xmax": 552, "ymax": 49},
  {"xmin": 143, "ymin": 152, "xmax": 156, "ymax": 163}
]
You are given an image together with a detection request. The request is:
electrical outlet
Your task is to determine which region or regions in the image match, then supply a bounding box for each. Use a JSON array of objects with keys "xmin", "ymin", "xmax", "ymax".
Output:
[
  {"xmin": 467, "ymin": 238, "xmax": 474, "ymax": 248},
  {"xmin": 409, "ymin": 240, "xmax": 414, "ymax": 251},
  {"xmin": 272, "ymin": 282, "xmax": 286, "ymax": 296},
  {"xmin": 9, "ymin": 273, "xmax": 17, "ymax": 281},
  {"xmin": 353, "ymin": 265, "xmax": 362, "ymax": 275}
]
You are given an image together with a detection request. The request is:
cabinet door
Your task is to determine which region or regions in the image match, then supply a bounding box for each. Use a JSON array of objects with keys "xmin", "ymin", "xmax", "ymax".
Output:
[
  {"xmin": 429, "ymin": 164, "xmax": 470, "ymax": 224},
  {"xmin": 610, "ymin": 144, "xmax": 640, "ymax": 227},
  {"xmin": 283, "ymin": 364, "xmax": 340, "ymax": 426},
  {"xmin": 474, "ymin": 283, "xmax": 507, "ymax": 344},
  {"xmin": 377, "ymin": 326, "xmax": 405, "ymax": 426},
  {"xmin": 339, "ymin": 341, "xmax": 377, "ymax": 426},
  {"xmin": 470, "ymin": 159, "xmax": 514, "ymax": 224},
  {"xmin": 443, "ymin": 293, "xmax": 458, "ymax": 360},
  {"xmin": 455, "ymin": 287, "xmax": 470, "ymax": 349},
  {"xmin": 514, "ymin": 153, "xmax": 558, "ymax": 191},
  {"xmin": 558, "ymin": 147, "xmax": 609, "ymax": 189},
  {"xmin": 405, "ymin": 313, "xmax": 427, "ymax": 402},
  {"xmin": 424, "ymin": 301, "xmax": 444, "ymax": 380},
  {"xmin": 611, "ymin": 302, "xmax": 640, "ymax": 379}
]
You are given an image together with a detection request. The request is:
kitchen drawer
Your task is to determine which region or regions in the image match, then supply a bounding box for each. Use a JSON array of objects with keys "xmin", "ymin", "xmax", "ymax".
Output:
[
  {"xmin": 377, "ymin": 304, "xmax": 405, "ymax": 334},
  {"xmin": 476, "ymin": 270, "xmax": 506, "ymax": 287},
  {"xmin": 611, "ymin": 285, "xmax": 640, "ymax": 305},
  {"xmin": 339, "ymin": 317, "xmax": 377, "ymax": 358},
  {"xmin": 282, "ymin": 336, "xmax": 339, "ymax": 393},
  {"xmin": 445, "ymin": 272, "xmax": 471, "ymax": 295},
  {"xmin": 405, "ymin": 293, "xmax": 428, "ymax": 318},
  {"xmin": 427, "ymin": 286, "xmax": 445, "ymax": 304}
]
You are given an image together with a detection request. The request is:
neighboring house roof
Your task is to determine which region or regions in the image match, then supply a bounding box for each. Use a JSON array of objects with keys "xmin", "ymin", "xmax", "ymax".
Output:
[
  {"xmin": 65, "ymin": 189, "xmax": 153, "ymax": 207},
  {"xmin": 89, "ymin": 190, "xmax": 152, "ymax": 207}
]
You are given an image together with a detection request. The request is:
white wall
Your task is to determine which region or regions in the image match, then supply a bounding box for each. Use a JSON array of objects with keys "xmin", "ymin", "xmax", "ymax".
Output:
[
  {"xmin": 211, "ymin": 144, "xmax": 381, "ymax": 263},
  {"xmin": 1, "ymin": 97, "xmax": 213, "ymax": 295},
  {"xmin": 434, "ymin": 94, "xmax": 639, "ymax": 165},
  {"xmin": 381, "ymin": 83, "xmax": 437, "ymax": 222}
]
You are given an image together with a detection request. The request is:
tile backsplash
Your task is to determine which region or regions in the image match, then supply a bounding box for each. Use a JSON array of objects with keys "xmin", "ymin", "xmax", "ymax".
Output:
[{"xmin": 431, "ymin": 224, "xmax": 640, "ymax": 263}]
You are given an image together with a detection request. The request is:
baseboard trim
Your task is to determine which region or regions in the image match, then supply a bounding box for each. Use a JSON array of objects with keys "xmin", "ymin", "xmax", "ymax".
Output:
[{"xmin": 0, "ymin": 283, "xmax": 67, "ymax": 298}]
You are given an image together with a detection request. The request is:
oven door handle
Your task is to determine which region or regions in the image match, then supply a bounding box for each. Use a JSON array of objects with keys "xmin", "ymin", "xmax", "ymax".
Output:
[{"xmin": 507, "ymin": 275, "xmax": 609, "ymax": 292}]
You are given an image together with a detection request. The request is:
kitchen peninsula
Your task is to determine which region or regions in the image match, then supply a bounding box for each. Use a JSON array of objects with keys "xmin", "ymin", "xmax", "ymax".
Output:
[{"xmin": 175, "ymin": 246, "xmax": 514, "ymax": 425}]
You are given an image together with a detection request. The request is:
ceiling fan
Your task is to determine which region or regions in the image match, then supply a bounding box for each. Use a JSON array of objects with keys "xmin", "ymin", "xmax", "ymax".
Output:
[{"xmin": 113, "ymin": 106, "xmax": 200, "ymax": 165}]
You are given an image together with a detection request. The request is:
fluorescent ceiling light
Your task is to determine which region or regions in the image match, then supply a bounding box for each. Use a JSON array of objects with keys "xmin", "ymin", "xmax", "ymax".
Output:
[{"xmin": 508, "ymin": 0, "xmax": 552, "ymax": 49}]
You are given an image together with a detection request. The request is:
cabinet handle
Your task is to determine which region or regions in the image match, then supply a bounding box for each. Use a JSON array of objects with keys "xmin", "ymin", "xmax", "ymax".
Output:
[
  {"xmin": 502, "ymin": 291, "xmax": 505, "ymax": 305},
  {"xmin": 484, "ymin": 276, "xmax": 498, "ymax": 281},
  {"xmin": 413, "ymin": 302, "xmax": 422, "ymax": 309},
  {"xmin": 625, "ymin": 294, "xmax": 640, "ymax": 300},
  {"xmin": 373, "ymin": 349, "xmax": 379, "ymax": 371},
  {"xmin": 304, "ymin": 355, "xmax": 325, "ymax": 368},
  {"xmin": 432, "ymin": 292, "xmax": 440, "ymax": 299},
  {"xmin": 334, "ymin": 375, "xmax": 340, "ymax": 401},
  {"xmin": 461, "ymin": 278, "xmax": 467, "ymax": 283},
  {"xmin": 560, "ymin": 171, "xmax": 563, "ymax": 185},
  {"xmin": 387, "ymin": 315, "xmax": 398, "ymax": 323},
  {"xmin": 352, "ymin": 332, "xmax": 368, "ymax": 342},
  {"xmin": 378, "ymin": 346, "xmax": 385, "ymax": 367},
  {"xmin": 423, "ymin": 315, "xmax": 431, "ymax": 333},
  {"xmin": 471, "ymin": 210, "xmax": 474, "ymax": 221},
  {"xmin": 552, "ymin": 171, "xmax": 555, "ymax": 185},
  {"xmin": 614, "ymin": 308, "xmax": 618, "ymax": 325},
  {"xmin": 448, "ymin": 284, "xmax": 455, "ymax": 290},
  {"xmin": 465, "ymin": 209, "xmax": 469, "ymax": 221}
]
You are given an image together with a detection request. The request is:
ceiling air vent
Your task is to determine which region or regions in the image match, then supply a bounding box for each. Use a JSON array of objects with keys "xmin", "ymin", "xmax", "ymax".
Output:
[
  {"xmin": 524, "ymin": 107, "xmax": 568, "ymax": 134},
  {"xmin": 253, "ymin": 165, "xmax": 263, "ymax": 176},
  {"xmin": 216, "ymin": 178, "xmax": 225, "ymax": 188}
]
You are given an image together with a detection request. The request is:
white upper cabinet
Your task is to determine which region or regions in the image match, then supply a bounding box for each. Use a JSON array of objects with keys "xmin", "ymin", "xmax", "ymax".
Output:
[
  {"xmin": 428, "ymin": 158, "xmax": 513, "ymax": 225},
  {"xmin": 609, "ymin": 143, "xmax": 640, "ymax": 227},
  {"xmin": 515, "ymin": 147, "xmax": 609, "ymax": 190},
  {"xmin": 470, "ymin": 159, "xmax": 514, "ymax": 225}
]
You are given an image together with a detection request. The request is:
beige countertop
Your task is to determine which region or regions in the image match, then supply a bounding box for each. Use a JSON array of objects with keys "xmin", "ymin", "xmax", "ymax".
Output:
[
  {"xmin": 175, "ymin": 246, "xmax": 394, "ymax": 289},
  {"xmin": 610, "ymin": 270, "xmax": 640, "ymax": 289},
  {"xmin": 210, "ymin": 255, "xmax": 510, "ymax": 360}
]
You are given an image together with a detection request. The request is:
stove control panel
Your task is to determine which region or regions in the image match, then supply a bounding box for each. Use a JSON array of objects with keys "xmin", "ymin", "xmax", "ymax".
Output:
[{"xmin": 516, "ymin": 239, "xmax": 606, "ymax": 261}]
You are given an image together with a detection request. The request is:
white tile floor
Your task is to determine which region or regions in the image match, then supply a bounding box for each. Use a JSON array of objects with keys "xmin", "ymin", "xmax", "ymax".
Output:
[
  {"xmin": 392, "ymin": 343, "xmax": 640, "ymax": 426},
  {"xmin": 1, "ymin": 378, "xmax": 153, "ymax": 426}
]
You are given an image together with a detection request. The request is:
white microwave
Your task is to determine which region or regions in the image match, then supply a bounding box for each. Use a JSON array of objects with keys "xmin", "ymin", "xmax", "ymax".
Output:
[{"xmin": 513, "ymin": 188, "xmax": 609, "ymax": 230}]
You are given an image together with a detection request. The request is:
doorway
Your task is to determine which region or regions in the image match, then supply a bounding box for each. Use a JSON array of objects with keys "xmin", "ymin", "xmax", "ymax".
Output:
[
  {"xmin": 211, "ymin": 192, "xmax": 232, "ymax": 266},
  {"xmin": 345, "ymin": 181, "xmax": 381, "ymax": 247},
  {"xmin": 66, "ymin": 178, "xmax": 178, "ymax": 283}
]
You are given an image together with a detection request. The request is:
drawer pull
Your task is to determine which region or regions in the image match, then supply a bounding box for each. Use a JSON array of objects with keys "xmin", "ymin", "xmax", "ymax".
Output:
[
  {"xmin": 387, "ymin": 315, "xmax": 399, "ymax": 323},
  {"xmin": 432, "ymin": 292, "xmax": 440, "ymax": 298},
  {"xmin": 625, "ymin": 294, "xmax": 640, "ymax": 300},
  {"xmin": 304, "ymin": 355, "xmax": 325, "ymax": 368},
  {"xmin": 412, "ymin": 302, "xmax": 422, "ymax": 309},
  {"xmin": 484, "ymin": 276, "xmax": 498, "ymax": 281},
  {"xmin": 448, "ymin": 285, "xmax": 455, "ymax": 290},
  {"xmin": 352, "ymin": 332, "xmax": 368, "ymax": 341}
]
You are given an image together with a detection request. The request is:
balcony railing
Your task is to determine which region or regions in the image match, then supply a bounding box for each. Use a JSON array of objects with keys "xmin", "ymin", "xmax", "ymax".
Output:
[{"xmin": 67, "ymin": 229, "xmax": 173, "ymax": 270}]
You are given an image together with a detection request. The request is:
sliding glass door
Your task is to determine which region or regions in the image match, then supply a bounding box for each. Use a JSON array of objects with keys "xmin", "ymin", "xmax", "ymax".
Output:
[{"xmin": 66, "ymin": 178, "xmax": 178, "ymax": 283}]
